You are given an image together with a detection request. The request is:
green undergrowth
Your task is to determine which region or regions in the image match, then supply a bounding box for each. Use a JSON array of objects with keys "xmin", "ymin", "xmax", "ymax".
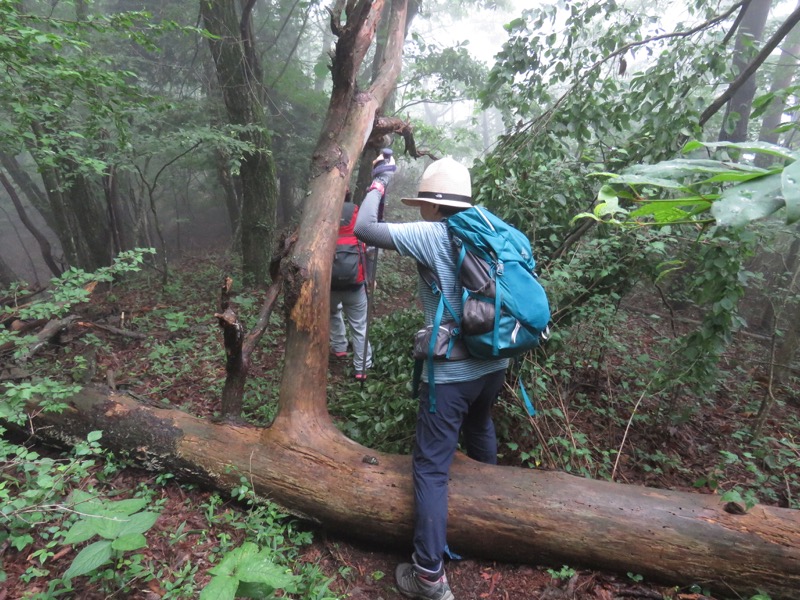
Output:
[
  {"xmin": 0, "ymin": 423, "xmax": 341, "ymax": 598},
  {"xmin": 0, "ymin": 252, "xmax": 339, "ymax": 598},
  {"xmin": 2, "ymin": 248, "xmax": 798, "ymax": 599}
]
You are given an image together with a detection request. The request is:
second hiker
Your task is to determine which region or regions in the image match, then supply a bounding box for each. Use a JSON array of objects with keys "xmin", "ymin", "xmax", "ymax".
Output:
[{"xmin": 330, "ymin": 188, "xmax": 373, "ymax": 380}]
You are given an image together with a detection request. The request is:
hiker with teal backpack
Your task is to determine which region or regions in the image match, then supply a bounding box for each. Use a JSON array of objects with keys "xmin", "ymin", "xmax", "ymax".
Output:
[{"xmin": 355, "ymin": 153, "xmax": 549, "ymax": 600}]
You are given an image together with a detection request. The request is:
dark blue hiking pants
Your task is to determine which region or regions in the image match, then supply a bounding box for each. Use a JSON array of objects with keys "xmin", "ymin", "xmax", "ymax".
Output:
[{"xmin": 412, "ymin": 368, "xmax": 506, "ymax": 572}]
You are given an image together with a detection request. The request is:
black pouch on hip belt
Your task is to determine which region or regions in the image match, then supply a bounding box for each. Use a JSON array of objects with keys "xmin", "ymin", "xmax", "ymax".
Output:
[{"xmin": 412, "ymin": 321, "xmax": 470, "ymax": 361}]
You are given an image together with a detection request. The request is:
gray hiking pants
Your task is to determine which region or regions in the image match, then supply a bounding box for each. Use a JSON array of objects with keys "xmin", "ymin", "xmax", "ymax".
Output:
[{"xmin": 330, "ymin": 285, "xmax": 373, "ymax": 373}]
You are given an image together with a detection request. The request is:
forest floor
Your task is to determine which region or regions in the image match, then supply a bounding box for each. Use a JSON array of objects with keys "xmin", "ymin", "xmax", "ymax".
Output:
[{"xmin": 2, "ymin": 251, "xmax": 798, "ymax": 600}]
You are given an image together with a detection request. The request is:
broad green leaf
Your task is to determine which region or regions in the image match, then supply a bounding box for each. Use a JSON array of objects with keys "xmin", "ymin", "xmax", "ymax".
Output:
[
  {"xmin": 606, "ymin": 173, "xmax": 688, "ymax": 191},
  {"xmin": 236, "ymin": 580, "xmax": 301, "ymax": 598},
  {"xmin": 594, "ymin": 196, "xmax": 627, "ymax": 218},
  {"xmin": 116, "ymin": 511, "xmax": 159, "ymax": 536},
  {"xmin": 628, "ymin": 196, "xmax": 711, "ymax": 223},
  {"xmin": 69, "ymin": 489, "xmax": 95, "ymax": 507},
  {"xmin": 209, "ymin": 542, "xmax": 258, "ymax": 577},
  {"xmin": 596, "ymin": 184, "xmax": 618, "ymax": 203},
  {"xmin": 111, "ymin": 532, "xmax": 147, "ymax": 552},
  {"xmin": 104, "ymin": 497, "xmax": 148, "ymax": 516},
  {"xmin": 236, "ymin": 555, "xmax": 297, "ymax": 587},
  {"xmin": 700, "ymin": 169, "xmax": 776, "ymax": 184},
  {"xmin": 11, "ymin": 534, "xmax": 34, "ymax": 551},
  {"xmin": 781, "ymin": 160, "xmax": 800, "ymax": 224},
  {"xmin": 720, "ymin": 489, "xmax": 744, "ymax": 504},
  {"xmin": 93, "ymin": 513, "xmax": 127, "ymax": 540},
  {"xmin": 625, "ymin": 159, "xmax": 760, "ymax": 180},
  {"xmin": 207, "ymin": 543, "xmax": 297, "ymax": 588},
  {"xmin": 62, "ymin": 519, "xmax": 98, "ymax": 545},
  {"xmin": 199, "ymin": 575, "xmax": 239, "ymax": 600},
  {"xmin": 682, "ymin": 140, "xmax": 795, "ymax": 161},
  {"xmin": 64, "ymin": 540, "xmax": 113, "ymax": 579},
  {"xmin": 70, "ymin": 491, "xmax": 116, "ymax": 517},
  {"xmin": 628, "ymin": 202, "xmax": 691, "ymax": 222},
  {"xmin": 711, "ymin": 173, "xmax": 784, "ymax": 227},
  {"xmin": 36, "ymin": 473, "xmax": 55, "ymax": 489},
  {"xmin": 571, "ymin": 211, "xmax": 599, "ymax": 223}
]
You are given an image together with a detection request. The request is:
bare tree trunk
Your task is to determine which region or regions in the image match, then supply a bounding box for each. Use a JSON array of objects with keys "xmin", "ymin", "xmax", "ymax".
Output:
[
  {"xmin": 353, "ymin": 0, "xmax": 421, "ymax": 200},
  {"xmin": 216, "ymin": 276, "xmax": 283, "ymax": 421},
  {"xmin": 0, "ymin": 152, "xmax": 52, "ymax": 227},
  {"xmin": 700, "ymin": 2, "xmax": 800, "ymax": 129},
  {"xmin": 719, "ymin": 0, "xmax": 772, "ymax": 142},
  {"xmin": 276, "ymin": 0, "xmax": 406, "ymax": 426},
  {"xmin": 17, "ymin": 386, "xmax": 800, "ymax": 600},
  {"xmin": 0, "ymin": 254, "xmax": 17, "ymax": 287},
  {"xmin": 755, "ymin": 0, "xmax": 800, "ymax": 166},
  {"xmin": 773, "ymin": 234, "xmax": 800, "ymax": 384},
  {"xmin": 26, "ymin": 120, "xmax": 111, "ymax": 271},
  {"xmin": 0, "ymin": 171, "xmax": 62, "ymax": 277},
  {"xmin": 201, "ymin": 0, "xmax": 278, "ymax": 287}
]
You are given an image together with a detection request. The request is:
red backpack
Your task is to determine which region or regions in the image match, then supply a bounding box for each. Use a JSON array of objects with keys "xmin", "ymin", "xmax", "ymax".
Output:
[{"xmin": 331, "ymin": 203, "xmax": 366, "ymax": 289}]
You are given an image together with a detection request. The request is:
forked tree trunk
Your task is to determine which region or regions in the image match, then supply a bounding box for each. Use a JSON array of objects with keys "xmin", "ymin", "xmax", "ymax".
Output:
[
  {"xmin": 275, "ymin": 0, "xmax": 406, "ymax": 425},
  {"xmin": 20, "ymin": 385, "xmax": 800, "ymax": 600}
]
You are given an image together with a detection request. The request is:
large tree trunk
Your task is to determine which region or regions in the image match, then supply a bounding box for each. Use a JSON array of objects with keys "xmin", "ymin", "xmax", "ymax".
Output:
[
  {"xmin": 276, "ymin": 0, "xmax": 406, "ymax": 423},
  {"xmin": 20, "ymin": 385, "xmax": 800, "ymax": 600},
  {"xmin": 0, "ymin": 170, "xmax": 62, "ymax": 277},
  {"xmin": 755, "ymin": 0, "xmax": 800, "ymax": 167},
  {"xmin": 0, "ymin": 254, "xmax": 17, "ymax": 287},
  {"xmin": 718, "ymin": 0, "xmax": 772, "ymax": 142},
  {"xmin": 201, "ymin": 0, "xmax": 279, "ymax": 287},
  {"xmin": 0, "ymin": 152, "xmax": 52, "ymax": 228}
]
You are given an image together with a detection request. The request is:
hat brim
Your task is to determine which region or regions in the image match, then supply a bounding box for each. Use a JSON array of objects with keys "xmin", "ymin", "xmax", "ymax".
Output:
[{"xmin": 401, "ymin": 197, "xmax": 473, "ymax": 209}]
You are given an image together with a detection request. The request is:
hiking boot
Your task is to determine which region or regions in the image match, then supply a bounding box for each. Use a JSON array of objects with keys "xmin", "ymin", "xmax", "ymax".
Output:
[
  {"xmin": 395, "ymin": 563, "xmax": 454, "ymax": 600},
  {"xmin": 331, "ymin": 350, "xmax": 347, "ymax": 358},
  {"xmin": 354, "ymin": 372, "xmax": 367, "ymax": 381}
]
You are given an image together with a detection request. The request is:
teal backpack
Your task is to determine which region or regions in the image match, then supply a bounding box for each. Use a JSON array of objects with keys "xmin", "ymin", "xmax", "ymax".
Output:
[{"xmin": 415, "ymin": 205, "xmax": 550, "ymax": 415}]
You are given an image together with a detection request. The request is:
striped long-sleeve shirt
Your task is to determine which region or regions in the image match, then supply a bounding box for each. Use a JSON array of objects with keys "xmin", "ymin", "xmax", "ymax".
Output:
[{"xmin": 355, "ymin": 189, "xmax": 508, "ymax": 383}]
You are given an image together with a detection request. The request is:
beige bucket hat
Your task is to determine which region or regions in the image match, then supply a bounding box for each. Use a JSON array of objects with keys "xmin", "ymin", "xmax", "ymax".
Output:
[{"xmin": 401, "ymin": 157, "xmax": 474, "ymax": 209}]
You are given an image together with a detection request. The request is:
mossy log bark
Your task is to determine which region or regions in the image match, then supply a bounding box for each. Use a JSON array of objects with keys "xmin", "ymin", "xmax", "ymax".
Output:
[{"xmin": 26, "ymin": 385, "xmax": 800, "ymax": 600}]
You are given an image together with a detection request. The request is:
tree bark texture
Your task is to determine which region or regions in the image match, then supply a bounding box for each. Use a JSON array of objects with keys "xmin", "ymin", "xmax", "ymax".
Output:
[
  {"xmin": 756, "ymin": 0, "xmax": 800, "ymax": 167},
  {"xmin": 27, "ymin": 120, "xmax": 111, "ymax": 271},
  {"xmin": 701, "ymin": 2, "xmax": 800, "ymax": 129},
  {"xmin": 0, "ymin": 152, "xmax": 52, "ymax": 227},
  {"xmin": 0, "ymin": 254, "xmax": 17, "ymax": 287},
  {"xmin": 0, "ymin": 171, "xmax": 62, "ymax": 277},
  {"xmin": 718, "ymin": 0, "xmax": 772, "ymax": 142},
  {"xmin": 20, "ymin": 385, "xmax": 800, "ymax": 600},
  {"xmin": 216, "ymin": 276, "xmax": 283, "ymax": 420},
  {"xmin": 277, "ymin": 0, "xmax": 407, "ymax": 425},
  {"xmin": 201, "ymin": 0, "xmax": 278, "ymax": 287}
]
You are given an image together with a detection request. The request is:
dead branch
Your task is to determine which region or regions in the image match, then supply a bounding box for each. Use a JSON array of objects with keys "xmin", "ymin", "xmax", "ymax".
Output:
[
  {"xmin": 79, "ymin": 321, "xmax": 149, "ymax": 341},
  {"xmin": 370, "ymin": 115, "xmax": 439, "ymax": 160},
  {"xmin": 18, "ymin": 316, "xmax": 78, "ymax": 362}
]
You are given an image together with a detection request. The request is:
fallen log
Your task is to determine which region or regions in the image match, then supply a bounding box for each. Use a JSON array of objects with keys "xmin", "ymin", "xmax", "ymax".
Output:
[{"xmin": 19, "ymin": 385, "xmax": 800, "ymax": 600}]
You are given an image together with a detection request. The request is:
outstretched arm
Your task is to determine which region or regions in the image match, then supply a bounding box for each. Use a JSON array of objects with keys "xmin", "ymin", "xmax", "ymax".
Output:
[
  {"xmin": 354, "ymin": 152, "xmax": 397, "ymax": 250},
  {"xmin": 354, "ymin": 186, "xmax": 396, "ymax": 250}
]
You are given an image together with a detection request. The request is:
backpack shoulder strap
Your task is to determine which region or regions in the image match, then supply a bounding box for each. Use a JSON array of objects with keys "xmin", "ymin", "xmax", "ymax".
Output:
[{"xmin": 416, "ymin": 262, "xmax": 459, "ymax": 323}]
